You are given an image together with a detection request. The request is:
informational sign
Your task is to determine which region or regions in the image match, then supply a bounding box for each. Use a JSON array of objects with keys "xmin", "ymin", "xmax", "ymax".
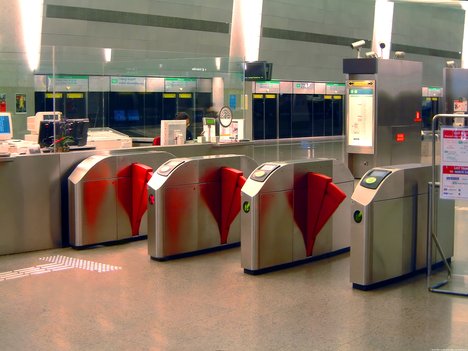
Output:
[
  {"xmin": 164, "ymin": 78, "xmax": 196, "ymax": 92},
  {"xmin": 110, "ymin": 77, "xmax": 145, "ymax": 92},
  {"xmin": 440, "ymin": 127, "xmax": 468, "ymax": 200},
  {"xmin": 346, "ymin": 80, "xmax": 375, "ymax": 153},
  {"xmin": 293, "ymin": 82, "xmax": 314, "ymax": 94},
  {"xmin": 422, "ymin": 86, "xmax": 443, "ymax": 97},
  {"xmin": 229, "ymin": 94, "xmax": 237, "ymax": 109},
  {"xmin": 454, "ymin": 98, "xmax": 468, "ymax": 113},
  {"xmin": 255, "ymin": 81, "xmax": 280, "ymax": 94},
  {"xmin": 326, "ymin": 83, "xmax": 345, "ymax": 95},
  {"xmin": 48, "ymin": 75, "xmax": 89, "ymax": 92}
]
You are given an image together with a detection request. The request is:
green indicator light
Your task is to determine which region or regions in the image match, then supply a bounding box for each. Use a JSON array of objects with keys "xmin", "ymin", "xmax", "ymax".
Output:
[
  {"xmin": 243, "ymin": 201, "xmax": 251, "ymax": 213},
  {"xmin": 353, "ymin": 210, "xmax": 363, "ymax": 223},
  {"xmin": 365, "ymin": 177, "xmax": 377, "ymax": 184}
]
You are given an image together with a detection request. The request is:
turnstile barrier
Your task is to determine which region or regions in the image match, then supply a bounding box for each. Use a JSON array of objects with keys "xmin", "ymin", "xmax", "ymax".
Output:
[
  {"xmin": 350, "ymin": 163, "xmax": 454, "ymax": 290},
  {"xmin": 69, "ymin": 151, "xmax": 174, "ymax": 247},
  {"xmin": 147, "ymin": 154, "xmax": 257, "ymax": 260},
  {"xmin": 241, "ymin": 159, "xmax": 353, "ymax": 274}
]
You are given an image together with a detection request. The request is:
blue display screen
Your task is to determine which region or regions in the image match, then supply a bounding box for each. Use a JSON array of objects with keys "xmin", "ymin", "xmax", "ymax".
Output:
[{"xmin": 0, "ymin": 115, "xmax": 11, "ymax": 134}]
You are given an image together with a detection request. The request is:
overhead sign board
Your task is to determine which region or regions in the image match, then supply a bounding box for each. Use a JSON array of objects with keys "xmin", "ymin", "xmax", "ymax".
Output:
[{"xmin": 110, "ymin": 76, "xmax": 145, "ymax": 92}]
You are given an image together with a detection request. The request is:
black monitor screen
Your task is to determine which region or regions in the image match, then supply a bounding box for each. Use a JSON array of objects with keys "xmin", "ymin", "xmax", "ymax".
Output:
[{"xmin": 245, "ymin": 61, "xmax": 267, "ymax": 81}]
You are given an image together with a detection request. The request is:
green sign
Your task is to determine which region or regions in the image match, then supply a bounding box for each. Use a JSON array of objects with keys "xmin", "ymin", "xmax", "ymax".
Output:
[{"xmin": 242, "ymin": 201, "xmax": 251, "ymax": 213}]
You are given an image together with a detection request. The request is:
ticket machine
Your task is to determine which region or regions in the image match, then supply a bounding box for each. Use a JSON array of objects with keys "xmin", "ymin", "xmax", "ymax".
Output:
[
  {"xmin": 350, "ymin": 163, "xmax": 454, "ymax": 289},
  {"xmin": 241, "ymin": 159, "xmax": 353, "ymax": 274}
]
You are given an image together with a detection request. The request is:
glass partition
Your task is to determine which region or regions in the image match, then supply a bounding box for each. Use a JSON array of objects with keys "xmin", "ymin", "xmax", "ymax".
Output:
[{"xmin": 33, "ymin": 46, "xmax": 245, "ymax": 148}]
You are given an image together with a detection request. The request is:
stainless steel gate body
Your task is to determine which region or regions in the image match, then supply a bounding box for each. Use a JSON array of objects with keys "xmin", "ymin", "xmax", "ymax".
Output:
[
  {"xmin": 241, "ymin": 159, "xmax": 353, "ymax": 274},
  {"xmin": 69, "ymin": 150, "xmax": 174, "ymax": 247},
  {"xmin": 147, "ymin": 154, "xmax": 257, "ymax": 260},
  {"xmin": 350, "ymin": 163, "xmax": 454, "ymax": 289}
]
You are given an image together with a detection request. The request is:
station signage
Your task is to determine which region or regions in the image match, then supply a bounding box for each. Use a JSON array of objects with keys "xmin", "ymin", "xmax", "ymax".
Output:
[
  {"xmin": 293, "ymin": 82, "xmax": 315, "ymax": 94},
  {"xmin": 440, "ymin": 127, "xmax": 468, "ymax": 200},
  {"xmin": 255, "ymin": 81, "xmax": 280, "ymax": 94},
  {"xmin": 326, "ymin": 83, "xmax": 345, "ymax": 95},
  {"xmin": 346, "ymin": 80, "xmax": 375, "ymax": 153},
  {"xmin": 47, "ymin": 75, "xmax": 89, "ymax": 92},
  {"xmin": 110, "ymin": 76, "xmax": 145, "ymax": 92},
  {"xmin": 164, "ymin": 78, "xmax": 197, "ymax": 92},
  {"xmin": 422, "ymin": 86, "xmax": 443, "ymax": 97}
]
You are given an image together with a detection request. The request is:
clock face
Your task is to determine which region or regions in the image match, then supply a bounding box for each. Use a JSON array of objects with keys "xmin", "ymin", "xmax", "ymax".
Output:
[{"xmin": 218, "ymin": 106, "xmax": 233, "ymax": 127}]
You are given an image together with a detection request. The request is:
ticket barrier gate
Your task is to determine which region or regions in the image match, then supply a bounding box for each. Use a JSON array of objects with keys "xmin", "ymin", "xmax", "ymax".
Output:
[
  {"xmin": 241, "ymin": 159, "xmax": 354, "ymax": 274},
  {"xmin": 350, "ymin": 163, "xmax": 454, "ymax": 290},
  {"xmin": 69, "ymin": 150, "xmax": 174, "ymax": 247},
  {"xmin": 147, "ymin": 154, "xmax": 257, "ymax": 260}
]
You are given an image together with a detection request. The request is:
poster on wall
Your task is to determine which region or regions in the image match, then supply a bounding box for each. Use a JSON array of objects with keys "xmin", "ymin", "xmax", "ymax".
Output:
[
  {"xmin": 440, "ymin": 127, "xmax": 468, "ymax": 200},
  {"xmin": 15, "ymin": 94, "xmax": 27, "ymax": 113},
  {"xmin": 0, "ymin": 93, "xmax": 6, "ymax": 112}
]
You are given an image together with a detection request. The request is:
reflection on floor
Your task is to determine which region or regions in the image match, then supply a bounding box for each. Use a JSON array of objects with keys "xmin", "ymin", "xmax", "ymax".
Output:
[{"xmin": 1, "ymin": 240, "xmax": 468, "ymax": 351}]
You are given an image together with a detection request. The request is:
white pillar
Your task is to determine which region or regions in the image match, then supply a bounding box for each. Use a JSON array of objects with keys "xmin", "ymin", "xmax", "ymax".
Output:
[
  {"xmin": 229, "ymin": 0, "xmax": 263, "ymax": 61},
  {"xmin": 19, "ymin": 0, "xmax": 44, "ymax": 71},
  {"xmin": 372, "ymin": 0, "xmax": 394, "ymax": 59}
]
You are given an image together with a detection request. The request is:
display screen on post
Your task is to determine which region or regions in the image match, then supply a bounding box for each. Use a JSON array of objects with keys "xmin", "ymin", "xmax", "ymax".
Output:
[{"xmin": 346, "ymin": 80, "xmax": 375, "ymax": 153}]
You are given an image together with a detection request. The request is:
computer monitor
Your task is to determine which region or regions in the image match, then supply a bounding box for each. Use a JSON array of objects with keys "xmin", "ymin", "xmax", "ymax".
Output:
[
  {"xmin": 27, "ymin": 111, "xmax": 62, "ymax": 134},
  {"xmin": 0, "ymin": 112, "xmax": 13, "ymax": 141},
  {"xmin": 245, "ymin": 61, "xmax": 272, "ymax": 81},
  {"xmin": 160, "ymin": 120, "xmax": 186, "ymax": 145}
]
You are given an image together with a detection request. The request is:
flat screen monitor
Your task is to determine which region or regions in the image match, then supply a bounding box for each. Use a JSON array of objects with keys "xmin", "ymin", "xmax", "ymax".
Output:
[
  {"xmin": 160, "ymin": 120, "xmax": 186, "ymax": 145},
  {"xmin": 28, "ymin": 111, "xmax": 62, "ymax": 134},
  {"xmin": 0, "ymin": 112, "xmax": 13, "ymax": 141},
  {"xmin": 245, "ymin": 61, "xmax": 273, "ymax": 81}
]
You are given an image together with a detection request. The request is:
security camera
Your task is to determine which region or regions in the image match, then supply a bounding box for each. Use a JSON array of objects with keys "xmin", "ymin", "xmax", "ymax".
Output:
[
  {"xmin": 365, "ymin": 51, "xmax": 378, "ymax": 58},
  {"xmin": 446, "ymin": 60, "xmax": 455, "ymax": 68},
  {"xmin": 394, "ymin": 51, "xmax": 405, "ymax": 59},
  {"xmin": 350, "ymin": 40, "xmax": 366, "ymax": 49}
]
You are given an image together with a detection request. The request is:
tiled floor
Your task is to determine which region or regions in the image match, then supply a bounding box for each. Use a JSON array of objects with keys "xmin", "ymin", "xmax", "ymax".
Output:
[{"xmin": 1, "ymin": 239, "xmax": 468, "ymax": 351}]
